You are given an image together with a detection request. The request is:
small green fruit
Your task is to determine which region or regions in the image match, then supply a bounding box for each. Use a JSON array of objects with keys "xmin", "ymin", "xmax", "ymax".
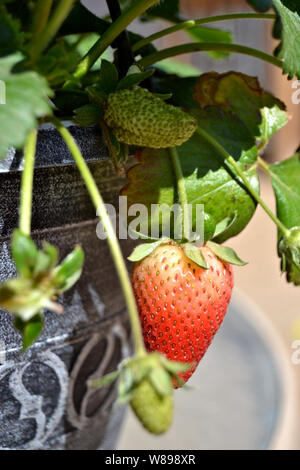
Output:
[
  {"xmin": 130, "ymin": 378, "xmax": 173, "ymax": 434},
  {"xmin": 104, "ymin": 86, "xmax": 197, "ymax": 148}
]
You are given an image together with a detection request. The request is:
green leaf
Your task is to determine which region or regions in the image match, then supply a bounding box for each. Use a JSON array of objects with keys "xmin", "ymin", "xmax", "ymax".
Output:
[
  {"xmin": 117, "ymin": 69, "xmax": 155, "ymax": 90},
  {"xmin": 53, "ymin": 89, "xmax": 89, "ymax": 114},
  {"xmin": 53, "ymin": 246, "xmax": 84, "ymax": 292},
  {"xmin": 184, "ymin": 244, "xmax": 208, "ymax": 269},
  {"xmin": 273, "ymin": 0, "xmax": 300, "ymax": 78},
  {"xmin": 33, "ymin": 242, "xmax": 58, "ymax": 277},
  {"xmin": 122, "ymin": 122, "xmax": 259, "ymax": 243},
  {"xmin": 268, "ymin": 153, "xmax": 300, "ymax": 284},
  {"xmin": 128, "ymin": 239, "xmax": 169, "ymax": 262},
  {"xmin": 269, "ymin": 153, "xmax": 300, "ymax": 229},
  {"xmin": 186, "ymin": 26, "xmax": 233, "ymax": 59},
  {"xmin": 98, "ymin": 59, "xmax": 118, "ymax": 96},
  {"xmin": 74, "ymin": 104, "xmax": 103, "ymax": 127},
  {"xmin": 14, "ymin": 313, "xmax": 43, "ymax": 351},
  {"xmin": 123, "ymin": 72, "xmax": 287, "ymax": 244},
  {"xmin": 86, "ymin": 83, "xmax": 108, "ymax": 106},
  {"xmin": 149, "ymin": 367, "xmax": 173, "ymax": 397},
  {"xmin": 258, "ymin": 105, "xmax": 288, "ymax": 148},
  {"xmin": 88, "ymin": 370, "xmax": 120, "ymax": 389},
  {"xmin": 11, "ymin": 229, "xmax": 38, "ymax": 278},
  {"xmin": 207, "ymin": 241, "xmax": 248, "ymax": 266},
  {"xmin": 0, "ymin": 54, "xmax": 52, "ymax": 159},
  {"xmin": 36, "ymin": 41, "xmax": 80, "ymax": 87}
]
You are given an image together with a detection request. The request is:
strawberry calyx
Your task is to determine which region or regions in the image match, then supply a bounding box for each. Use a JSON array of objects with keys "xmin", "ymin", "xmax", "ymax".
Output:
[
  {"xmin": 89, "ymin": 352, "xmax": 191, "ymax": 400},
  {"xmin": 128, "ymin": 236, "xmax": 247, "ymax": 268},
  {"xmin": 89, "ymin": 352, "xmax": 191, "ymax": 434},
  {"xmin": 278, "ymin": 226, "xmax": 300, "ymax": 285}
]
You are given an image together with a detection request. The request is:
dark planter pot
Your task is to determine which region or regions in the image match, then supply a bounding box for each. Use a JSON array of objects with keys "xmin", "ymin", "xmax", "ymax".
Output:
[{"xmin": 0, "ymin": 126, "xmax": 134, "ymax": 450}]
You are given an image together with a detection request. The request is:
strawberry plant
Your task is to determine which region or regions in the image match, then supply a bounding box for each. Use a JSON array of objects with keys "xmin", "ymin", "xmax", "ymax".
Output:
[{"xmin": 0, "ymin": 0, "xmax": 299, "ymax": 436}]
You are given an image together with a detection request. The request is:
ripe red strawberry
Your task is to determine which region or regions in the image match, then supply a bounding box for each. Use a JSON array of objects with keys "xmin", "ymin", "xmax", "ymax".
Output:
[{"xmin": 132, "ymin": 242, "xmax": 234, "ymax": 385}]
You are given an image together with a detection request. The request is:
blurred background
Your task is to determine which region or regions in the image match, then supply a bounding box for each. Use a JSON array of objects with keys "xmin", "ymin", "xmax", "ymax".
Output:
[{"xmin": 83, "ymin": 0, "xmax": 300, "ymax": 450}]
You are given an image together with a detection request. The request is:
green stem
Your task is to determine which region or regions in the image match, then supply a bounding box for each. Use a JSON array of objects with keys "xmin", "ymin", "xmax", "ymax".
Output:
[
  {"xmin": 133, "ymin": 13, "xmax": 276, "ymax": 52},
  {"xmin": 169, "ymin": 147, "xmax": 190, "ymax": 241},
  {"xmin": 257, "ymin": 156, "xmax": 271, "ymax": 175},
  {"xmin": 30, "ymin": 0, "xmax": 76, "ymax": 63},
  {"xmin": 196, "ymin": 128, "xmax": 290, "ymax": 238},
  {"xmin": 31, "ymin": 0, "xmax": 54, "ymax": 36},
  {"xmin": 72, "ymin": 0, "xmax": 159, "ymax": 81},
  {"xmin": 138, "ymin": 42, "xmax": 282, "ymax": 69},
  {"xmin": 99, "ymin": 119, "xmax": 123, "ymax": 175},
  {"xmin": 51, "ymin": 117, "xmax": 146, "ymax": 356},
  {"xmin": 19, "ymin": 130, "xmax": 37, "ymax": 236}
]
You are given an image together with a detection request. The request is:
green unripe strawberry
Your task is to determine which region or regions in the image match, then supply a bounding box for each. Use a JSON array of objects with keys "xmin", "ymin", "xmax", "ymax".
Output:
[
  {"xmin": 130, "ymin": 378, "xmax": 173, "ymax": 434},
  {"xmin": 104, "ymin": 86, "xmax": 197, "ymax": 148}
]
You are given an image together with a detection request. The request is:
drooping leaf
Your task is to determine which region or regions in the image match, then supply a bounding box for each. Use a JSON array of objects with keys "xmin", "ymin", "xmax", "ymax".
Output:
[
  {"xmin": 193, "ymin": 72, "xmax": 286, "ymax": 139},
  {"xmin": 0, "ymin": 54, "xmax": 52, "ymax": 159},
  {"xmin": 14, "ymin": 313, "xmax": 43, "ymax": 350},
  {"xmin": 273, "ymin": 0, "xmax": 300, "ymax": 78}
]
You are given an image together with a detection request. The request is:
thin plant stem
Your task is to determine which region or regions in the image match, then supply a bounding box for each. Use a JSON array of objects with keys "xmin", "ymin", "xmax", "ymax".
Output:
[
  {"xmin": 30, "ymin": 0, "xmax": 76, "ymax": 63},
  {"xmin": 31, "ymin": 0, "xmax": 54, "ymax": 36},
  {"xmin": 133, "ymin": 13, "xmax": 276, "ymax": 52},
  {"xmin": 196, "ymin": 128, "xmax": 290, "ymax": 238},
  {"xmin": 72, "ymin": 0, "xmax": 159, "ymax": 81},
  {"xmin": 257, "ymin": 156, "xmax": 272, "ymax": 175},
  {"xmin": 169, "ymin": 147, "xmax": 190, "ymax": 241},
  {"xmin": 138, "ymin": 42, "xmax": 282, "ymax": 69},
  {"xmin": 99, "ymin": 119, "xmax": 124, "ymax": 175},
  {"xmin": 19, "ymin": 130, "xmax": 37, "ymax": 236},
  {"xmin": 51, "ymin": 117, "xmax": 146, "ymax": 356}
]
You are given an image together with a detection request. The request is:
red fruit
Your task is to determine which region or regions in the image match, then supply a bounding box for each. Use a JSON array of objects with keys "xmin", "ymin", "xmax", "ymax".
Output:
[{"xmin": 132, "ymin": 242, "xmax": 234, "ymax": 385}]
